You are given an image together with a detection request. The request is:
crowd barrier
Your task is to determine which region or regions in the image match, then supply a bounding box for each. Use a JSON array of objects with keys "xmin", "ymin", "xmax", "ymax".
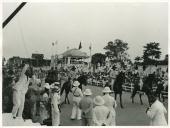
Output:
[{"xmin": 87, "ymin": 78, "xmax": 168, "ymax": 98}]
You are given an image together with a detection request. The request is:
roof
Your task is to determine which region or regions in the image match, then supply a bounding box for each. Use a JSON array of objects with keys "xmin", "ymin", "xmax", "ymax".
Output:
[{"xmin": 62, "ymin": 48, "xmax": 88, "ymax": 58}]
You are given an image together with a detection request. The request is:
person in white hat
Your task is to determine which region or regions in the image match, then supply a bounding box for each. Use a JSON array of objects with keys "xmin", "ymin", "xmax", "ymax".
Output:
[
  {"xmin": 51, "ymin": 85, "xmax": 61, "ymax": 126},
  {"xmin": 102, "ymin": 87, "xmax": 117, "ymax": 125},
  {"xmin": 92, "ymin": 96, "xmax": 112, "ymax": 126},
  {"xmin": 26, "ymin": 75, "xmax": 42, "ymax": 122},
  {"xmin": 12, "ymin": 64, "xmax": 33, "ymax": 119},
  {"xmin": 71, "ymin": 81, "xmax": 83, "ymax": 120},
  {"xmin": 79, "ymin": 89, "xmax": 93, "ymax": 126}
]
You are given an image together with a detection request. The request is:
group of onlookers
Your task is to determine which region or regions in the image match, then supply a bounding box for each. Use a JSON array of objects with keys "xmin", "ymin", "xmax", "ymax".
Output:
[
  {"xmin": 70, "ymin": 80, "xmax": 117, "ymax": 126},
  {"xmin": 2, "ymin": 63, "xmax": 168, "ymax": 126}
]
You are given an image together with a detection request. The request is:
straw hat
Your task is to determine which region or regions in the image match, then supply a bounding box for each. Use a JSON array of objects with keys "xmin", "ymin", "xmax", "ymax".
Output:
[
  {"xmin": 51, "ymin": 86, "xmax": 60, "ymax": 93},
  {"xmin": 50, "ymin": 82, "xmax": 60, "ymax": 88},
  {"xmin": 54, "ymin": 82, "xmax": 60, "ymax": 85},
  {"xmin": 83, "ymin": 89, "xmax": 92, "ymax": 96},
  {"xmin": 44, "ymin": 83, "xmax": 50, "ymax": 89},
  {"xmin": 102, "ymin": 87, "xmax": 113, "ymax": 93},
  {"xmin": 73, "ymin": 81, "xmax": 80, "ymax": 87},
  {"xmin": 94, "ymin": 96, "xmax": 105, "ymax": 106}
]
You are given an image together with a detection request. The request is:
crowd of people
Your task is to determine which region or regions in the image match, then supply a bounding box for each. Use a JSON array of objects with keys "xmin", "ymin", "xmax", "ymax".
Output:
[{"xmin": 2, "ymin": 62, "xmax": 168, "ymax": 126}]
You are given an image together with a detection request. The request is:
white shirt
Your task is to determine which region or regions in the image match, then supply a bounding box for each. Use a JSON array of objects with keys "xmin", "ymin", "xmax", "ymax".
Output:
[
  {"xmin": 147, "ymin": 100, "xmax": 167, "ymax": 126},
  {"xmin": 13, "ymin": 74, "xmax": 30, "ymax": 94},
  {"xmin": 93, "ymin": 105, "xmax": 111, "ymax": 126}
]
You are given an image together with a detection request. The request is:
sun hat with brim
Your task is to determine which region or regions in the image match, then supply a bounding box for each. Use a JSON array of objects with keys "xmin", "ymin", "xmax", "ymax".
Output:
[
  {"xmin": 94, "ymin": 96, "xmax": 105, "ymax": 106},
  {"xmin": 73, "ymin": 81, "xmax": 80, "ymax": 87},
  {"xmin": 51, "ymin": 86, "xmax": 60, "ymax": 93},
  {"xmin": 54, "ymin": 82, "xmax": 60, "ymax": 85},
  {"xmin": 44, "ymin": 83, "xmax": 50, "ymax": 89},
  {"xmin": 84, "ymin": 89, "xmax": 92, "ymax": 96},
  {"xmin": 102, "ymin": 87, "xmax": 113, "ymax": 93}
]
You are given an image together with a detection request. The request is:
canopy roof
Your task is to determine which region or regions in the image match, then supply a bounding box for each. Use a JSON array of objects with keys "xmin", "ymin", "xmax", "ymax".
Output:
[{"xmin": 62, "ymin": 48, "xmax": 88, "ymax": 58}]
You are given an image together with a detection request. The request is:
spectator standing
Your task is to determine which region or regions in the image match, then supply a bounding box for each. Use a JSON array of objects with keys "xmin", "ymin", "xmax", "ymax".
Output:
[
  {"xmin": 102, "ymin": 87, "xmax": 117, "ymax": 125},
  {"xmin": 79, "ymin": 89, "xmax": 93, "ymax": 126},
  {"xmin": 71, "ymin": 81, "xmax": 83, "ymax": 120}
]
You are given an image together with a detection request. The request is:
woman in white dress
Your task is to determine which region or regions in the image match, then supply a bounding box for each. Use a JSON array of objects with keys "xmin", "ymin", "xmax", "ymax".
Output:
[
  {"xmin": 102, "ymin": 87, "xmax": 117, "ymax": 125},
  {"xmin": 71, "ymin": 81, "xmax": 83, "ymax": 120},
  {"xmin": 51, "ymin": 83, "xmax": 61, "ymax": 126}
]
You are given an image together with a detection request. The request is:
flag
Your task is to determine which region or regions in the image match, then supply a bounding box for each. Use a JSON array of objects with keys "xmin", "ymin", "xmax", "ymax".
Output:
[{"xmin": 78, "ymin": 42, "xmax": 82, "ymax": 49}]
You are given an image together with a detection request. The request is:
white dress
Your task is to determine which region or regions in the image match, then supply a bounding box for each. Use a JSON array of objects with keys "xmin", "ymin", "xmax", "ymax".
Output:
[
  {"xmin": 102, "ymin": 94, "xmax": 117, "ymax": 125},
  {"xmin": 71, "ymin": 87, "xmax": 83, "ymax": 120},
  {"xmin": 51, "ymin": 93, "xmax": 60, "ymax": 126}
]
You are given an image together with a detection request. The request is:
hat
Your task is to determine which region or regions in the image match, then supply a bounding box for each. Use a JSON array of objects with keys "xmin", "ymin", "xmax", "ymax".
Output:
[
  {"xmin": 94, "ymin": 96, "xmax": 105, "ymax": 106},
  {"xmin": 51, "ymin": 86, "xmax": 60, "ymax": 93},
  {"xmin": 54, "ymin": 82, "xmax": 60, "ymax": 85},
  {"xmin": 44, "ymin": 83, "xmax": 50, "ymax": 89},
  {"xmin": 102, "ymin": 87, "xmax": 113, "ymax": 93},
  {"xmin": 83, "ymin": 89, "xmax": 92, "ymax": 96},
  {"xmin": 73, "ymin": 81, "xmax": 80, "ymax": 87},
  {"xmin": 43, "ymin": 93, "xmax": 48, "ymax": 98}
]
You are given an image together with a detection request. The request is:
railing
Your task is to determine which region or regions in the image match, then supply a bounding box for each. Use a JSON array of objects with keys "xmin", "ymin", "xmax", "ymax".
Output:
[{"xmin": 87, "ymin": 78, "xmax": 168, "ymax": 98}]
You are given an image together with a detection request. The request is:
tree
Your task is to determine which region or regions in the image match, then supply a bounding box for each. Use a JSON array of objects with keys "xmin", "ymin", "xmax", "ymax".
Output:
[
  {"xmin": 91, "ymin": 53, "xmax": 106, "ymax": 67},
  {"xmin": 143, "ymin": 42, "xmax": 161, "ymax": 62},
  {"xmin": 104, "ymin": 39, "xmax": 129, "ymax": 67},
  {"xmin": 134, "ymin": 56, "xmax": 143, "ymax": 63}
]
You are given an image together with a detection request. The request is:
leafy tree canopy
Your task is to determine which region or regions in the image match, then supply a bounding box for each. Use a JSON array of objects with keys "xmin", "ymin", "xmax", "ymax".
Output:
[
  {"xmin": 143, "ymin": 42, "xmax": 161, "ymax": 62},
  {"xmin": 91, "ymin": 53, "xmax": 106, "ymax": 66}
]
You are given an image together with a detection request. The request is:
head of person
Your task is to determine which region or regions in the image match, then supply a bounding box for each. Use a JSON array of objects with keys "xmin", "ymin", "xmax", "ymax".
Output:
[
  {"xmin": 83, "ymin": 89, "xmax": 92, "ymax": 97},
  {"xmin": 149, "ymin": 94, "xmax": 157, "ymax": 105},
  {"xmin": 102, "ymin": 87, "xmax": 113, "ymax": 95},
  {"xmin": 73, "ymin": 81, "xmax": 80, "ymax": 88},
  {"xmin": 94, "ymin": 96, "xmax": 105, "ymax": 106},
  {"xmin": 51, "ymin": 82, "xmax": 60, "ymax": 89},
  {"xmin": 51, "ymin": 86, "xmax": 60, "ymax": 94},
  {"xmin": 44, "ymin": 83, "xmax": 50, "ymax": 92}
]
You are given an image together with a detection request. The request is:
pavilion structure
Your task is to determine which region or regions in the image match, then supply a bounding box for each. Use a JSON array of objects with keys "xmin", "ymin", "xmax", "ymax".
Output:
[{"xmin": 61, "ymin": 48, "xmax": 88, "ymax": 66}]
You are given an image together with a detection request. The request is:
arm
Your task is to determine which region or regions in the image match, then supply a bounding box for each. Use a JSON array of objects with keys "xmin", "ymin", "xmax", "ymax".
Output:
[
  {"xmin": 113, "ymin": 100, "xmax": 117, "ymax": 108},
  {"xmin": 79, "ymin": 89, "xmax": 83, "ymax": 97},
  {"xmin": 92, "ymin": 110, "xmax": 101, "ymax": 126},
  {"xmin": 146, "ymin": 105, "xmax": 157, "ymax": 119},
  {"xmin": 79, "ymin": 100, "xmax": 82, "ymax": 109},
  {"xmin": 84, "ymin": 100, "xmax": 93, "ymax": 114}
]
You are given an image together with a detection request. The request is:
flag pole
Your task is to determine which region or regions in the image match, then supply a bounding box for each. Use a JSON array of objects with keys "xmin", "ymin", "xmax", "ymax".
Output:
[{"xmin": 90, "ymin": 43, "xmax": 92, "ymax": 73}]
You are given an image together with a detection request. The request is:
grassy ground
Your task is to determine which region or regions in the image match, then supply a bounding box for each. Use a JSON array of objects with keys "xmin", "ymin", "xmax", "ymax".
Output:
[{"xmin": 60, "ymin": 85, "xmax": 168, "ymax": 126}]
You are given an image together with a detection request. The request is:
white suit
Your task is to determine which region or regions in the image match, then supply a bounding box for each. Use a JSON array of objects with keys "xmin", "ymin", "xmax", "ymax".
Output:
[
  {"xmin": 71, "ymin": 87, "xmax": 83, "ymax": 120},
  {"xmin": 147, "ymin": 100, "xmax": 167, "ymax": 126},
  {"xmin": 102, "ymin": 94, "xmax": 117, "ymax": 125},
  {"xmin": 51, "ymin": 93, "xmax": 60, "ymax": 126},
  {"xmin": 12, "ymin": 65, "xmax": 30, "ymax": 118},
  {"xmin": 92, "ymin": 105, "xmax": 112, "ymax": 126}
]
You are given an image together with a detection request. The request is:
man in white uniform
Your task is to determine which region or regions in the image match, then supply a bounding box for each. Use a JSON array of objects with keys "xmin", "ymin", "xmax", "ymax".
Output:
[{"xmin": 12, "ymin": 64, "xmax": 33, "ymax": 119}]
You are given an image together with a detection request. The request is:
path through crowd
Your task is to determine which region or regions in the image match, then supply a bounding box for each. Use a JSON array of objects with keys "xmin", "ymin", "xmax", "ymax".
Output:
[{"xmin": 60, "ymin": 85, "xmax": 168, "ymax": 126}]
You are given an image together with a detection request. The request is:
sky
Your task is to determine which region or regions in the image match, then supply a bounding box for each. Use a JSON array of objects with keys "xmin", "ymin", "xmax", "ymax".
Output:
[{"xmin": 2, "ymin": 2, "xmax": 168, "ymax": 61}]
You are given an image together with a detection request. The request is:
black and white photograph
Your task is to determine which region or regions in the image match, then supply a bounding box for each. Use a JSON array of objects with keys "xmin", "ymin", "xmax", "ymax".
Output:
[{"xmin": 2, "ymin": 1, "xmax": 169, "ymax": 126}]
